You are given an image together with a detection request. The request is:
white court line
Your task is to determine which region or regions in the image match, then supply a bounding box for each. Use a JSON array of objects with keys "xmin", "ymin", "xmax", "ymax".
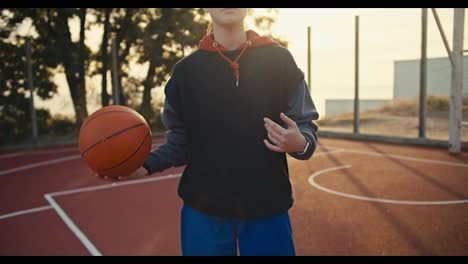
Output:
[
  {"xmin": 0, "ymin": 147, "xmax": 78, "ymax": 160},
  {"xmin": 0, "ymin": 142, "xmax": 162, "ymax": 159},
  {"xmin": 24, "ymin": 148, "xmax": 79, "ymax": 155},
  {"xmin": 308, "ymin": 165, "xmax": 468, "ymax": 205},
  {"xmin": 44, "ymin": 173, "xmax": 181, "ymax": 256},
  {"xmin": 0, "ymin": 152, "xmax": 25, "ymax": 159},
  {"xmin": 44, "ymin": 194, "xmax": 102, "ymax": 256},
  {"xmin": 0, "ymin": 144, "xmax": 164, "ymax": 176},
  {"xmin": 48, "ymin": 173, "xmax": 182, "ymax": 197},
  {"xmin": 312, "ymin": 149, "xmax": 344, "ymax": 157},
  {"xmin": 0, "ymin": 155, "xmax": 82, "ymax": 176},
  {"xmin": 336, "ymin": 148, "xmax": 468, "ymax": 168},
  {"xmin": 0, "ymin": 206, "xmax": 53, "ymax": 220},
  {"xmin": 0, "ymin": 173, "xmax": 180, "ymax": 222}
]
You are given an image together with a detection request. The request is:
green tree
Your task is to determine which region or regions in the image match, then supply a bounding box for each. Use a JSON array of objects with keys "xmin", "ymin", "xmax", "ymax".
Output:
[
  {"xmin": 0, "ymin": 9, "xmax": 57, "ymax": 143},
  {"xmin": 2, "ymin": 8, "xmax": 91, "ymax": 127},
  {"xmin": 137, "ymin": 8, "xmax": 209, "ymax": 121},
  {"xmin": 87, "ymin": 8, "xmax": 208, "ymax": 122},
  {"xmin": 88, "ymin": 8, "xmax": 285, "ymax": 124},
  {"xmin": 251, "ymin": 8, "xmax": 289, "ymax": 47}
]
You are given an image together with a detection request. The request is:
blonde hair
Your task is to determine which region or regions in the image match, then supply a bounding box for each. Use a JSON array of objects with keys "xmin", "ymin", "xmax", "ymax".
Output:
[{"xmin": 206, "ymin": 22, "xmax": 213, "ymax": 35}]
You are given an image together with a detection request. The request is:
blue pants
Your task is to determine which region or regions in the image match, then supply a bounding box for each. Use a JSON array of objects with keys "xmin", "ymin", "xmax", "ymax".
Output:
[{"xmin": 180, "ymin": 204, "xmax": 295, "ymax": 256}]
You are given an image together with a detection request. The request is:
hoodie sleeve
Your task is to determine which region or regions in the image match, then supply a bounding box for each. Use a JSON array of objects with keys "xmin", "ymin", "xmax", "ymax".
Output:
[
  {"xmin": 280, "ymin": 48, "xmax": 320, "ymax": 160},
  {"xmin": 143, "ymin": 75, "xmax": 188, "ymax": 174},
  {"xmin": 285, "ymin": 79, "xmax": 319, "ymax": 160}
]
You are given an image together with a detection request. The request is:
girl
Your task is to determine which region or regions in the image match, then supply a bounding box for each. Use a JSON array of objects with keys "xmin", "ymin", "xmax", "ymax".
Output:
[{"xmin": 110, "ymin": 8, "xmax": 319, "ymax": 256}]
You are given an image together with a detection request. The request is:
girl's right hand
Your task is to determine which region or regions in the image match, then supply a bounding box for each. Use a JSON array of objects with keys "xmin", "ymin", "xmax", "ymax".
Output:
[{"xmin": 97, "ymin": 166, "xmax": 150, "ymax": 182}]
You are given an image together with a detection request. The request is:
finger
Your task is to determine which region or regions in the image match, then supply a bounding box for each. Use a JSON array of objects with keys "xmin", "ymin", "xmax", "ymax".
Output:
[
  {"xmin": 98, "ymin": 174, "xmax": 122, "ymax": 182},
  {"xmin": 263, "ymin": 117, "xmax": 287, "ymax": 135},
  {"xmin": 263, "ymin": 139, "xmax": 285, "ymax": 153},
  {"xmin": 107, "ymin": 176, "xmax": 118, "ymax": 181},
  {"xmin": 264, "ymin": 122, "xmax": 284, "ymax": 142},
  {"xmin": 268, "ymin": 132, "xmax": 282, "ymax": 146},
  {"xmin": 280, "ymin": 112, "xmax": 297, "ymax": 128}
]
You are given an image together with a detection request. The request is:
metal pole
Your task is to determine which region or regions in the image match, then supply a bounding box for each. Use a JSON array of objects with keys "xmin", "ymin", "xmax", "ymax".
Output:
[
  {"xmin": 419, "ymin": 8, "xmax": 428, "ymax": 139},
  {"xmin": 111, "ymin": 34, "xmax": 120, "ymax": 105},
  {"xmin": 449, "ymin": 8, "xmax": 465, "ymax": 153},
  {"xmin": 431, "ymin": 8, "xmax": 455, "ymax": 67},
  {"xmin": 307, "ymin": 26, "xmax": 311, "ymax": 92},
  {"xmin": 354, "ymin": 16, "xmax": 360, "ymax": 134},
  {"xmin": 25, "ymin": 37, "xmax": 38, "ymax": 145}
]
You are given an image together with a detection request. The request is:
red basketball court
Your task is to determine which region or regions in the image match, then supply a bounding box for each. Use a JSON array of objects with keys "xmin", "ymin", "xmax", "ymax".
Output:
[{"xmin": 1, "ymin": 136, "xmax": 467, "ymax": 255}]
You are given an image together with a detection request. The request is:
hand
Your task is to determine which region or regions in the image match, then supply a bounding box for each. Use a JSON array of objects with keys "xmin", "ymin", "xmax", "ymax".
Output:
[
  {"xmin": 263, "ymin": 112, "xmax": 307, "ymax": 153},
  {"xmin": 97, "ymin": 166, "xmax": 150, "ymax": 182}
]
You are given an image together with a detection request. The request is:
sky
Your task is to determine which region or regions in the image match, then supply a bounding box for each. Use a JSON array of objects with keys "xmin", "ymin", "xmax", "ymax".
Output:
[
  {"xmin": 267, "ymin": 8, "xmax": 467, "ymax": 117},
  {"xmin": 33, "ymin": 8, "xmax": 467, "ymax": 119}
]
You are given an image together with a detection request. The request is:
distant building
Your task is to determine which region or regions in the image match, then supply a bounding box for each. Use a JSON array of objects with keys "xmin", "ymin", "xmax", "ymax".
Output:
[
  {"xmin": 324, "ymin": 55, "xmax": 467, "ymax": 117},
  {"xmin": 394, "ymin": 55, "xmax": 468, "ymax": 99}
]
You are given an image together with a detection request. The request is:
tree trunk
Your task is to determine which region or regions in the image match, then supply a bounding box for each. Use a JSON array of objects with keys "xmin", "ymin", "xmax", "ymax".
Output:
[
  {"xmin": 100, "ymin": 8, "xmax": 111, "ymax": 106},
  {"xmin": 116, "ymin": 38, "xmax": 132, "ymax": 106},
  {"xmin": 111, "ymin": 8, "xmax": 135, "ymax": 107},
  {"xmin": 139, "ymin": 9, "xmax": 172, "ymax": 123},
  {"xmin": 57, "ymin": 9, "xmax": 88, "ymax": 127},
  {"xmin": 140, "ymin": 59, "xmax": 157, "ymax": 121},
  {"xmin": 78, "ymin": 8, "xmax": 88, "ymax": 113}
]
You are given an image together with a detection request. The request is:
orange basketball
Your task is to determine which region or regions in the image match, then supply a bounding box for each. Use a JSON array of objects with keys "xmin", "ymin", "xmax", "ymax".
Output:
[{"xmin": 78, "ymin": 105, "xmax": 152, "ymax": 178}]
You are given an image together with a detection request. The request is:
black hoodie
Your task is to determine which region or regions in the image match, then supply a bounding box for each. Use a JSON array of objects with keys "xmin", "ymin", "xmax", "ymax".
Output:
[{"xmin": 144, "ymin": 30, "xmax": 319, "ymax": 219}]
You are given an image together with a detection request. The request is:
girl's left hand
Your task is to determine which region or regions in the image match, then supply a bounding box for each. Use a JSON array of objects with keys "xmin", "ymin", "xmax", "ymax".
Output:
[{"xmin": 263, "ymin": 112, "xmax": 307, "ymax": 153}]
